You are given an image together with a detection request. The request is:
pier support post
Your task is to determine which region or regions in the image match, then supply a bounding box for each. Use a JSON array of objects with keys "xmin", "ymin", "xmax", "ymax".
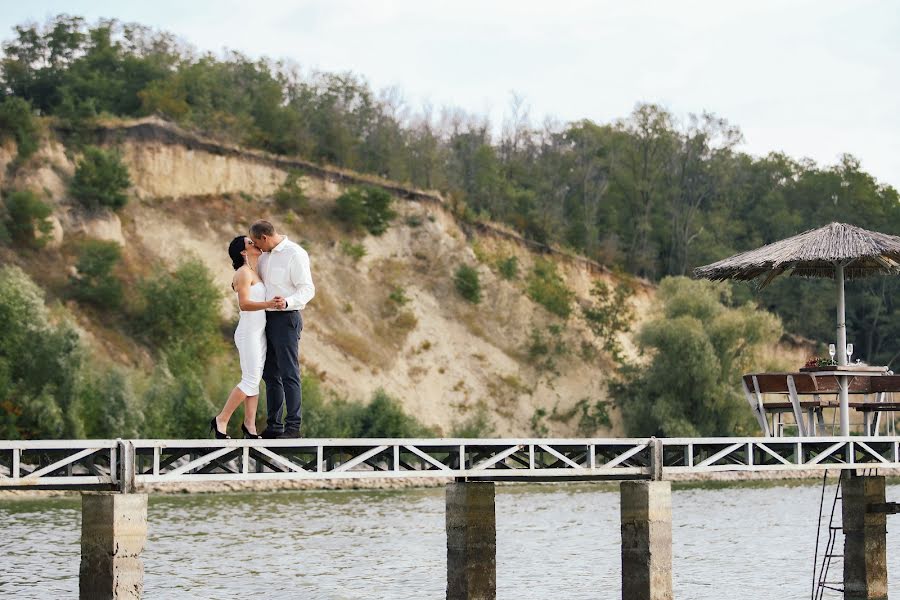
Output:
[
  {"xmin": 620, "ymin": 481, "xmax": 673, "ymax": 600},
  {"xmin": 446, "ymin": 481, "xmax": 496, "ymax": 600},
  {"xmin": 842, "ymin": 474, "xmax": 888, "ymax": 600},
  {"xmin": 80, "ymin": 492, "xmax": 148, "ymax": 600}
]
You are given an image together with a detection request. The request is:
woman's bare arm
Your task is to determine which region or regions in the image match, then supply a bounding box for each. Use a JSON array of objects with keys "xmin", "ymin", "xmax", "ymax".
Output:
[{"xmin": 234, "ymin": 269, "xmax": 275, "ymax": 311}]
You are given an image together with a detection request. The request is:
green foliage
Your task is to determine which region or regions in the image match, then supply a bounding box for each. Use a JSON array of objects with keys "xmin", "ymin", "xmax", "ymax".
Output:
[
  {"xmin": 450, "ymin": 402, "xmax": 496, "ymax": 437},
  {"xmin": 612, "ymin": 277, "xmax": 782, "ymax": 437},
  {"xmin": 70, "ymin": 239, "xmax": 122, "ymax": 307},
  {"xmin": 526, "ymin": 325, "xmax": 568, "ymax": 373},
  {"xmin": 302, "ymin": 377, "xmax": 432, "ymax": 438},
  {"xmin": 582, "ymin": 280, "xmax": 633, "ymax": 361},
  {"xmin": 77, "ymin": 365, "xmax": 143, "ymax": 438},
  {"xmin": 454, "ymin": 264, "xmax": 482, "ymax": 303},
  {"xmin": 0, "ymin": 96, "xmax": 39, "ymax": 161},
  {"xmin": 527, "ymin": 259, "xmax": 574, "ymax": 318},
  {"xmin": 388, "ymin": 286, "xmax": 409, "ymax": 307},
  {"xmin": 334, "ymin": 186, "xmax": 396, "ymax": 235},
  {"xmin": 70, "ymin": 146, "xmax": 131, "ymax": 211},
  {"xmin": 137, "ymin": 258, "xmax": 222, "ymax": 361},
  {"xmin": 0, "ymin": 266, "xmax": 83, "ymax": 439},
  {"xmin": 496, "ymin": 255, "xmax": 519, "ymax": 280},
  {"xmin": 273, "ymin": 171, "xmax": 308, "ymax": 212},
  {"xmin": 574, "ymin": 398, "xmax": 612, "ymax": 435},
  {"xmin": 340, "ymin": 239, "xmax": 366, "ymax": 261},
  {"xmin": 530, "ymin": 407, "xmax": 549, "ymax": 436},
  {"xmin": 2, "ymin": 189, "xmax": 52, "ymax": 247},
  {"xmin": 6, "ymin": 16, "xmax": 900, "ymax": 364}
]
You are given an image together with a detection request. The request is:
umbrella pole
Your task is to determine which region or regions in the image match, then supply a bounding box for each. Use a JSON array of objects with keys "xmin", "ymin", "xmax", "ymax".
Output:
[{"xmin": 836, "ymin": 262, "xmax": 850, "ymax": 436}]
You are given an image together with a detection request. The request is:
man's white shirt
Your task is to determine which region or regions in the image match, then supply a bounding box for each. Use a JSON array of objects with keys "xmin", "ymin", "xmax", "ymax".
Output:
[{"xmin": 258, "ymin": 237, "xmax": 315, "ymax": 310}]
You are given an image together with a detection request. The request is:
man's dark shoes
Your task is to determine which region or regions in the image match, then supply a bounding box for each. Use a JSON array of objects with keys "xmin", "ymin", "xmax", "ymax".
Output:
[
  {"xmin": 260, "ymin": 428, "xmax": 281, "ymax": 439},
  {"xmin": 277, "ymin": 429, "xmax": 302, "ymax": 439}
]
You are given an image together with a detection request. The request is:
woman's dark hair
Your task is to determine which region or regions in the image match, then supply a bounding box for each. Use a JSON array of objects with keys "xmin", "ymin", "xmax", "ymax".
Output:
[{"xmin": 228, "ymin": 235, "xmax": 247, "ymax": 270}]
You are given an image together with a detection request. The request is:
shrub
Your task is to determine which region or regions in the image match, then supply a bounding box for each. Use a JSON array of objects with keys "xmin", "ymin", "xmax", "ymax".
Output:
[
  {"xmin": 574, "ymin": 398, "xmax": 612, "ymax": 435},
  {"xmin": 388, "ymin": 286, "xmax": 409, "ymax": 306},
  {"xmin": 78, "ymin": 365, "xmax": 143, "ymax": 438},
  {"xmin": 497, "ymin": 255, "xmax": 519, "ymax": 280},
  {"xmin": 582, "ymin": 280, "xmax": 633, "ymax": 361},
  {"xmin": 3, "ymin": 189, "xmax": 52, "ymax": 247},
  {"xmin": 454, "ymin": 264, "xmax": 481, "ymax": 303},
  {"xmin": 450, "ymin": 402, "xmax": 495, "ymax": 438},
  {"xmin": 357, "ymin": 389, "xmax": 432, "ymax": 437},
  {"xmin": 138, "ymin": 258, "xmax": 222, "ymax": 361},
  {"xmin": 70, "ymin": 146, "xmax": 132, "ymax": 211},
  {"xmin": 71, "ymin": 239, "xmax": 123, "ymax": 307},
  {"xmin": 527, "ymin": 259, "xmax": 574, "ymax": 318},
  {"xmin": 334, "ymin": 186, "xmax": 396, "ymax": 235},
  {"xmin": 0, "ymin": 266, "xmax": 84, "ymax": 439},
  {"xmin": 301, "ymin": 377, "xmax": 431, "ymax": 438},
  {"xmin": 0, "ymin": 97, "xmax": 39, "ymax": 162},
  {"xmin": 274, "ymin": 171, "xmax": 308, "ymax": 212},
  {"xmin": 340, "ymin": 240, "xmax": 366, "ymax": 261}
]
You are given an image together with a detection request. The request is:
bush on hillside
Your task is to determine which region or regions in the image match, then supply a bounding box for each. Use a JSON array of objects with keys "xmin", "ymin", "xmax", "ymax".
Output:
[
  {"xmin": 611, "ymin": 277, "xmax": 781, "ymax": 437},
  {"xmin": 582, "ymin": 280, "xmax": 633, "ymax": 361},
  {"xmin": 334, "ymin": 186, "xmax": 396, "ymax": 235},
  {"xmin": 138, "ymin": 258, "xmax": 222, "ymax": 361},
  {"xmin": 0, "ymin": 97, "xmax": 39, "ymax": 162},
  {"xmin": 302, "ymin": 376, "xmax": 432, "ymax": 438},
  {"xmin": 3, "ymin": 189, "xmax": 52, "ymax": 248},
  {"xmin": 497, "ymin": 255, "xmax": 518, "ymax": 280},
  {"xmin": 0, "ymin": 266, "xmax": 84, "ymax": 439},
  {"xmin": 71, "ymin": 239, "xmax": 123, "ymax": 308},
  {"xmin": 454, "ymin": 264, "xmax": 481, "ymax": 303},
  {"xmin": 274, "ymin": 170, "xmax": 308, "ymax": 212},
  {"xmin": 527, "ymin": 259, "xmax": 574, "ymax": 319},
  {"xmin": 70, "ymin": 146, "xmax": 132, "ymax": 211}
]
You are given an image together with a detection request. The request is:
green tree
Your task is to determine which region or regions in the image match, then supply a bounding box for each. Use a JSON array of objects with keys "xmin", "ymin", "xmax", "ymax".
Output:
[
  {"xmin": 0, "ymin": 266, "xmax": 83, "ymax": 439},
  {"xmin": 70, "ymin": 239, "xmax": 123, "ymax": 307},
  {"xmin": 0, "ymin": 96, "xmax": 40, "ymax": 161},
  {"xmin": 334, "ymin": 186, "xmax": 396, "ymax": 235},
  {"xmin": 3, "ymin": 189, "xmax": 52, "ymax": 247},
  {"xmin": 138, "ymin": 258, "xmax": 222, "ymax": 362},
  {"xmin": 612, "ymin": 277, "xmax": 781, "ymax": 437},
  {"xmin": 70, "ymin": 146, "xmax": 131, "ymax": 211},
  {"xmin": 582, "ymin": 280, "xmax": 634, "ymax": 360}
]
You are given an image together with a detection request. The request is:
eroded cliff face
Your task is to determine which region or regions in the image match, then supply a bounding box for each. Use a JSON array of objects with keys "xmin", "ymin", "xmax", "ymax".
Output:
[{"xmin": 5, "ymin": 119, "xmax": 655, "ymax": 436}]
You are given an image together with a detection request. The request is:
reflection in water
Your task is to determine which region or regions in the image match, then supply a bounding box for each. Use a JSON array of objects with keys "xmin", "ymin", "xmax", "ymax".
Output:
[{"xmin": 0, "ymin": 482, "xmax": 898, "ymax": 599}]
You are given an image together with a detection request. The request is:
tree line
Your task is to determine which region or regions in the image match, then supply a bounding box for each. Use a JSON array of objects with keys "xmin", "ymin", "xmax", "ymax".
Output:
[{"xmin": 2, "ymin": 16, "xmax": 900, "ymax": 366}]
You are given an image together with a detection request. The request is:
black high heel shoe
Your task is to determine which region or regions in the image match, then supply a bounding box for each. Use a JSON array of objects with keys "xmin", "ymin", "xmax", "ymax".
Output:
[
  {"xmin": 242, "ymin": 423, "xmax": 261, "ymax": 439},
  {"xmin": 209, "ymin": 417, "xmax": 229, "ymax": 439}
]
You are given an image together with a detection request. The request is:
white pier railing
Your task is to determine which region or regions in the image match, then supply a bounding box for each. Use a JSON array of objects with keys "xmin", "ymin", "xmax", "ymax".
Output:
[{"xmin": 1, "ymin": 436, "xmax": 899, "ymax": 490}]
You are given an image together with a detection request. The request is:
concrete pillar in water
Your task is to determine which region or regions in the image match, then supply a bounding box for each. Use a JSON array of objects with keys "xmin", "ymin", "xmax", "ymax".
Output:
[
  {"xmin": 620, "ymin": 481, "xmax": 673, "ymax": 600},
  {"xmin": 446, "ymin": 481, "xmax": 496, "ymax": 600},
  {"xmin": 843, "ymin": 474, "xmax": 888, "ymax": 600},
  {"xmin": 80, "ymin": 492, "xmax": 148, "ymax": 600}
]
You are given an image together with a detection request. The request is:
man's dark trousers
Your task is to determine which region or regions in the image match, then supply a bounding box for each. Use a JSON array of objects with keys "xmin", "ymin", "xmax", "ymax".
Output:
[{"xmin": 263, "ymin": 310, "xmax": 303, "ymax": 434}]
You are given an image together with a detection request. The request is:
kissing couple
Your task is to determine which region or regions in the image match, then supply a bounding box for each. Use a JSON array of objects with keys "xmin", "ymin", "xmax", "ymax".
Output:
[{"xmin": 209, "ymin": 220, "xmax": 315, "ymax": 439}]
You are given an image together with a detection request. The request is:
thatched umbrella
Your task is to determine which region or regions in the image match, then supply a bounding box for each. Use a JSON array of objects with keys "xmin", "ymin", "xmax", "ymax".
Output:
[{"xmin": 694, "ymin": 222, "xmax": 900, "ymax": 435}]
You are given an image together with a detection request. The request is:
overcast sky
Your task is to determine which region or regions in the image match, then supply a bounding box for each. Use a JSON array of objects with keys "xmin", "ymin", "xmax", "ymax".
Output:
[{"xmin": 3, "ymin": 0, "xmax": 898, "ymax": 189}]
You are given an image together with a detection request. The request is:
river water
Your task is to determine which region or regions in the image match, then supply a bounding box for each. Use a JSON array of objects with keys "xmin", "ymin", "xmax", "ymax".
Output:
[{"xmin": 1, "ymin": 481, "xmax": 898, "ymax": 599}]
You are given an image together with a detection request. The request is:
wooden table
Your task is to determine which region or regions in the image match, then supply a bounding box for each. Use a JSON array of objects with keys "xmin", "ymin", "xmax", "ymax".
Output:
[{"xmin": 741, "ymin": 368, "xmax": 900, "ymax": 437}]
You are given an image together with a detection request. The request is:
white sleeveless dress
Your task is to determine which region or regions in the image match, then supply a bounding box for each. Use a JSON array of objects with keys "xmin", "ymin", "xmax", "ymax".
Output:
[{"xmin": 234, "ymin": 281, "xmax": 267, "ymax": 396}]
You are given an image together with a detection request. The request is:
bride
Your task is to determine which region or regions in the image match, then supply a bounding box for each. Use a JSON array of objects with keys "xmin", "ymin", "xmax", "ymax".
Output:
[{"xmin": 210, "ymin": 235, "xmax": 284, "ymax": 439}]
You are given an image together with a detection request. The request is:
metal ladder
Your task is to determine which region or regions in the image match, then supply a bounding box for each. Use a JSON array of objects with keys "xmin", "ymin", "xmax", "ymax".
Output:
[{"xmin": 812, "ymin": 471, "xmax": 844, "ymax": 599}]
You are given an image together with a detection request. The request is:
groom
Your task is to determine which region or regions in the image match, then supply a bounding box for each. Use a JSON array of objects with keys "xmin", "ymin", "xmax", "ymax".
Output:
[{"xmin": 249, "ymin": 220, "xmax": 316, "ymax": 439}]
